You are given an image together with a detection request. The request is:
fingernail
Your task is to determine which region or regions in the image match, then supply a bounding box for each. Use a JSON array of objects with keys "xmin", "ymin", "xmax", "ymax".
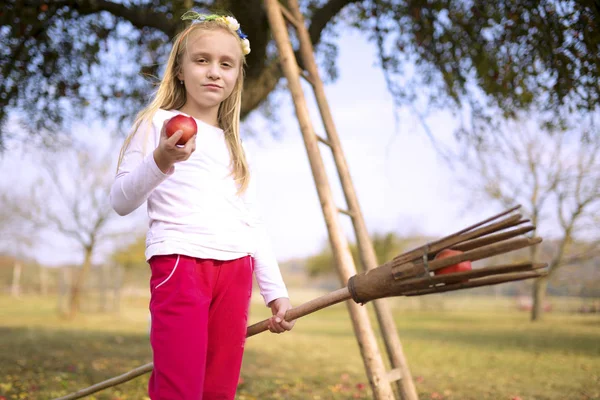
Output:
[{"xmin": 275, "ymin": 317, "xmax": 281, "ymax": 323}]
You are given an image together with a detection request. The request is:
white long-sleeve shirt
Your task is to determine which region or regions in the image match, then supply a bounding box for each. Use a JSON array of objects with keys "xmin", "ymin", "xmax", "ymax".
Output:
[{"xmin": 110, "ymin": 108, "xmax": 288, "ymax": 306}]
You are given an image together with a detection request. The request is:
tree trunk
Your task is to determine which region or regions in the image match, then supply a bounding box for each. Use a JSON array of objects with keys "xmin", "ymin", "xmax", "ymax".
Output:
[
  {"xmin": 57, "ymin": 267, "xmax": 70, "ymax": 315},
  {"xmin": 69, "ymin": 249, "xmax": 93, "ymax": 318},
  {"xmin": 11, "ymin": 262, "xmax": 22, "ymax": 297},
  {"xmin": 530, "ymin": 275, "xmax": 548, "ymax": 321},
  {"xmin": 39, "ymin": 264, "xmax": 48, "ymax": 296},
  {"xmin": 99, "ymin": 264, "xmax": 108, "ymax": 312},
  {"xmin": 113, "ymin": 264, "xmax": 123, "ymax": 313}
]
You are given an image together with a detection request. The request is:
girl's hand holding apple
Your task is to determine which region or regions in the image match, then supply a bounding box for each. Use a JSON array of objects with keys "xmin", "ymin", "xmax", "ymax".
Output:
[
  {"xmin": 153, "ymin": 116, "xmax": 197, "ymax": 174},
  {"xmin": 165, "ymin": 114, "xmax": 197, "ymax": 145}
]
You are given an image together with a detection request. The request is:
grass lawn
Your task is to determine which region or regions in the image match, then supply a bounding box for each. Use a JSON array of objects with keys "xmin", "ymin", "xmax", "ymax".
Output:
[{"xmin": 0, "ymin": 292, "xmax": 598, "ymax": 400}]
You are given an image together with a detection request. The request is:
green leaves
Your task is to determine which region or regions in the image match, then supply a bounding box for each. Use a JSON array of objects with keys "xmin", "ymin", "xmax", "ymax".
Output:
[{"xmin": 1, "ymin": 0, "xmax": 598, "ymax": 147}]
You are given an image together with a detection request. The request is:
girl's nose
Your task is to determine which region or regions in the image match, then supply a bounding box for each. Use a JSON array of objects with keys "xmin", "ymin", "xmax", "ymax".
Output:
[{"xmin": 207, "ymin": 63, "xmax": 220, "ymax": 80}]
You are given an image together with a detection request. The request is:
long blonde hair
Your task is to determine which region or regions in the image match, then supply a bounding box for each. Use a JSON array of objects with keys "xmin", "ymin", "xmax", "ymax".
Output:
[{"xmin": 117, "ymin": 19, "xmax": 250, "ymax": 193}]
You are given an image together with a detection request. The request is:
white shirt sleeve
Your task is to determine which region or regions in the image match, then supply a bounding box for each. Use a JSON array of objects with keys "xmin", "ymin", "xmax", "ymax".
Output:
[
  {"xmin": 242, "ymin": 152, "xmax": 289, "ymax": 306},
  {"xmin": 110, "ymin": 120, "xmax": 172, "ymax": 216}
]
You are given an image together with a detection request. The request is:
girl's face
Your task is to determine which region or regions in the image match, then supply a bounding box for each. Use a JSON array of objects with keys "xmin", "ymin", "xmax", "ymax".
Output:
[{"xmin": 178, "ymin": 28, "xmax": 242, "ymax": 114}]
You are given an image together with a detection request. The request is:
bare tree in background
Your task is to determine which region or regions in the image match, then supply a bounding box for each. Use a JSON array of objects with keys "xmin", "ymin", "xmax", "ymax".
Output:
[
  {"xmin": 0, "ymin": 188, "xmax": 38, "ymax": 297},
  {"xmin": 454, "ymin": 113, "xmax": 600, "ymax": 321},
  {"xmin": 2, "ymin": 144, "xmax": 133, "ymax": 317}
]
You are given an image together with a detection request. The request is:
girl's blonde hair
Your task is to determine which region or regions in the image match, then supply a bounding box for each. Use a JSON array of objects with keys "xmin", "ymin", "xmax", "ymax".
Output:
[{"xmin": 117, "ymin": 18, "xmax": 250, "ymax": 193}]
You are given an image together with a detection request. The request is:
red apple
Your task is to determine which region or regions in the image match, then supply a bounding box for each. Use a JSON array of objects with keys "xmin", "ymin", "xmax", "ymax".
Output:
[
  {"xmin": 165, "ymin": 114, "xmax": 197, "ymax": 145},
  {"xmin": 433, "ymin": 249, "xmax": 472, "ymax": 279}
]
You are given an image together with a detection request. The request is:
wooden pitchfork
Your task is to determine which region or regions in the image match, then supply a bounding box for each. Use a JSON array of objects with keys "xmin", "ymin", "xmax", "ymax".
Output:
[{"xmin": 54, "ymin": 205, "xmax": 547, "ymax": 400}]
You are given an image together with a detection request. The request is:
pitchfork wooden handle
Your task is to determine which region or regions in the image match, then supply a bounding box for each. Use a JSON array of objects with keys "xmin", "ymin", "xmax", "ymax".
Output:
[{"xmin": 246, "ymin": 287, "xmax": 352, "ymax": 337}]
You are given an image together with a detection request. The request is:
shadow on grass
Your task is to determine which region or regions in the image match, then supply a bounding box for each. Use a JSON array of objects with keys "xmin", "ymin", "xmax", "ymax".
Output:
[
  {"xmin": 0, "ymin": 326, "xmax": 359, "ymax": 400},
  {"xmin": 0, "ymin": 326, "xmax": 152, "ymax": 400}
]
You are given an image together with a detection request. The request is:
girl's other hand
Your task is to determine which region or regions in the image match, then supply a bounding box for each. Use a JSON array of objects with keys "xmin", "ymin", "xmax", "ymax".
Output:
[
  {"xmin": 267, "ymin": 297, "xmax": 296, "ymax": 334},
  {"xmin": 153, "ymin": 120, "xmax": 196, "ymax": 173}
]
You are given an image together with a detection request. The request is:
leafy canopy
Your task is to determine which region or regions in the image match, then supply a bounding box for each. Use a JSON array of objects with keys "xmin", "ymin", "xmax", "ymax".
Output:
[{"xmin": 1, "ymin": 1, "xmax": 598, "ymax": 145}]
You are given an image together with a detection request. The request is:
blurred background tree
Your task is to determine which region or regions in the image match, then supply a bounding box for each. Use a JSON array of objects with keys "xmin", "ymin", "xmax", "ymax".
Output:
[
  {"xmin": 0, "ymin": 144, "xmax": 133, "ymax": 317},
  {"xmin": 0, "ymin": 186, "xmax": 39, "ymax": 298},
  {"xmin": 453, "ymin": 113, "xmax": 600, "ymax": 321},
  {"xmin": 111, "ymin": 235, "xmax": 147, "ymax": 271},
  {"xmin": 1, "ymin": 1, "xmax": 599, "ymax": 146}
]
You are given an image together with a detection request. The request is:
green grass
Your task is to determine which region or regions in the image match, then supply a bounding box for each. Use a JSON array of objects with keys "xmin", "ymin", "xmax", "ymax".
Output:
[{"xmin": 0, "ymin": 292, "xmax": 599, "ymax": 400}]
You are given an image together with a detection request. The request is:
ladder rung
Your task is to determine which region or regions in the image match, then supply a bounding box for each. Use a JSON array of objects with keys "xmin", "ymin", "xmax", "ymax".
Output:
[
  {"xmin": 387, "ymin": 368, "xmax": 402, "ymax": 382},
  {"xmin": 279, "ymin": 4, "xmax": 301, "ymax": 29},
  {"xmin": 337, "ymin": 208, "xmax": 354, "ymax": 217},
  {"xmin": 316, "ymin": 134, "xmax": 331, "ymax": 147}
]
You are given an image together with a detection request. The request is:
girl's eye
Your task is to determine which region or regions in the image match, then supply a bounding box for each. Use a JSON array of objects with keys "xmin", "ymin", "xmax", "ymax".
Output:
[
  {"xmin": 196, "ymin": 59, "xmax": 207, "ymax": 63},
  {"xmin": 222, "ymin": 63, "xmax": 233, "ymax": 68}
]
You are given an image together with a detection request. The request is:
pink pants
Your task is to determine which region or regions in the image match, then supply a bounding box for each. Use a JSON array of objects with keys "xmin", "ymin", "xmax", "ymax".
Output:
[{"xmin": 148, "ymin": 254, "xmax": 254, "ymax": 400}]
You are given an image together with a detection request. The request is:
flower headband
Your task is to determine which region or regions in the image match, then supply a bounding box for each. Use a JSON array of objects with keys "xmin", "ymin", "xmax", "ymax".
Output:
[{"xmin": 181, "ymin": 11, "xmax": 251, "ymax": 55}]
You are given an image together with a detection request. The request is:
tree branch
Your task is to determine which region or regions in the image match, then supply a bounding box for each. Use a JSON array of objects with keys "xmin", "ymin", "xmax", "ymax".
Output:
[
  {"xmin": 307, "ymin": 0, "xmax": 360, "ymax": 46},
  {"xmin": 65, "ymin": 0, "xmax": 179, "ymax": 34},
  {"xmin": 241, "ymin": 60, "xmax": 282, "ymax": 117},
  {"xmin": 241, "ymin": 0, "xmax": 360, "ymax": 116},
  {"xmin": 563, "ymin": 243, "xmax": 600, "ymax": 265}
]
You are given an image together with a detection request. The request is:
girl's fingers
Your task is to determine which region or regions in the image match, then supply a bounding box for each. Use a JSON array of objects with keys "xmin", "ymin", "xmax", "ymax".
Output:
[
  {"xmin": 183, "ymin": 134, "xmax": 196, "ymax": 152},
  {"xmin": 280, "ymin": 319, "xmax": 295, "ymax": 331},
  {"xmin": 269, "ymin": 316, "xmax": 293, "ymax": 333},
  {"xmin": 166, "ymin": 130, "xmax": 183, "ymax": 146},
  {"xmin": 268, "ymin": 317, "xmax": 281, "ymax": 333}
]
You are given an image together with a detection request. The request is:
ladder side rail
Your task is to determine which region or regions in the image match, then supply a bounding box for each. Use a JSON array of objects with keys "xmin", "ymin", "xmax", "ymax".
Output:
[
  {"xmin": 286, "ymin": 1, "xmax": 419, "ymax": 399},
  {"xmin": 263, "ymin": 1, "xmax": 396, "ymax": 398}
]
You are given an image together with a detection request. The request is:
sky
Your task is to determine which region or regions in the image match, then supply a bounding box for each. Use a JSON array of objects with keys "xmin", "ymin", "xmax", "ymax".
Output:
[
  {"xmin": 0, "ymin": 29, "xmax": 499, "ymax": 267},
  {"xmin": 241, "ymin": 30, "xmax": 489, "ymax": 261}
]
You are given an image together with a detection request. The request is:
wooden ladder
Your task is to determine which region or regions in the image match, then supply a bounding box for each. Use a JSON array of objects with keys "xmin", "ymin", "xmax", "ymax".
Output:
[{"xmin": 263, "ymin": 1, "xmax": 419, "ymax": 399}]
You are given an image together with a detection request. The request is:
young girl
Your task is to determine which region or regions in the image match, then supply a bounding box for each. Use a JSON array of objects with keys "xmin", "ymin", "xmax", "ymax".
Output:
[{"xmin": 110, "ymin": 11, "xmax": 295, "ymax": 400}]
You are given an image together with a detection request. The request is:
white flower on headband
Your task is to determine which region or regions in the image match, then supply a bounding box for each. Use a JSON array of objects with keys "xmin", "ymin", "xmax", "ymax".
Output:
[
  {"xmin": 241, "ymin": 38, "xmax": 251, "ymax": 55},
  {"xmin": 181, "ymin": 11, "xmax": 251, "ymax": 56},
  {"xmin": 224, "ymin": 16, "xmax": 240, "ymax": 31}
]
